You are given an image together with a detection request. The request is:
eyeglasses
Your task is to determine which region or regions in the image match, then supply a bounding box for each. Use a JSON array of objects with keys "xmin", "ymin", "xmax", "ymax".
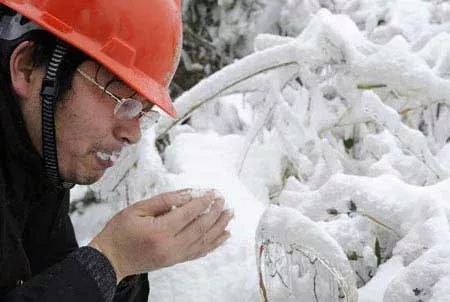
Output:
[{"xmin": 76, "ymin": 68, "xmax": 160, "ymax": 129}]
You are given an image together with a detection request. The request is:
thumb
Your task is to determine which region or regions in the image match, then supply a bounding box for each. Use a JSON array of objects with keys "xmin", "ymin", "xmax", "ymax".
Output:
[{"xmin": 132, "ymin": 189, "xmax": 194, "ymax": 217}]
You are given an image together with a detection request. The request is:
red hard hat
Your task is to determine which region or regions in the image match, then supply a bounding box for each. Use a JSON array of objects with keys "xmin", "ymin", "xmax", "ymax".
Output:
[{"xmin": 0, "ymin": 0, "xmax": 182, "ymax": 117}]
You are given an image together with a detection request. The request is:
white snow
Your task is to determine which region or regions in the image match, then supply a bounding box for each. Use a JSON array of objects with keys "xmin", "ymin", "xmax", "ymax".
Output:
[{"xmin": 358, "ymin": 256, "xmax": 404, "ymax": 302}]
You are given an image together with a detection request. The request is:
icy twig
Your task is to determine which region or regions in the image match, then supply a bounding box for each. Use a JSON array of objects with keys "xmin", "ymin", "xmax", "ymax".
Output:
[
  {"xmin": 357, "ymin": 84, "xmax": 388, "ymax": 90},
  {"xmin": 273, "ymin": 90, "xmax": 315, "ymax": 181},
  {"xmin": 258, "ymin": 245, "xmax": 269, "ymax": 302},
  {"xmin": 236, "ymin": 68, "xmax": 299, "ymax": 175},
  {"xmin": 361, "ymin": 91, "xmax": 450, "ymax": 180},
  {"xmin": 237, "ymin": 92, "xmax": 277, "ymax": 175},
  {"xmin": 183, "ymin": 24, "xmax": 217, "ymax": 51},
  {"xmin": 256, "ymin": 206, "xmax": 358, "ymax": 302},
  {"xmin": 358, "ymin": 212, "xmax": 402, "ymax": 239},
  {"xmin": 155, "ymin": 42, "xmax": 302, "ymax": 139}
]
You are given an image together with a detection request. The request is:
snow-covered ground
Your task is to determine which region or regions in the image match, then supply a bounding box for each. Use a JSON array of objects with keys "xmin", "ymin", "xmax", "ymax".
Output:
[{"xmin": 71, "ymin": 1, "xmax": 450, "ymax": 301}]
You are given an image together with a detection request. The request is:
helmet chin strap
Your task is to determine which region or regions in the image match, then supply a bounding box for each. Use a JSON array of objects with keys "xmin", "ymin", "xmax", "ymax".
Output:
[{"xmin": 40, "ymin": 40, "xmax": 74, "ymax": 189}]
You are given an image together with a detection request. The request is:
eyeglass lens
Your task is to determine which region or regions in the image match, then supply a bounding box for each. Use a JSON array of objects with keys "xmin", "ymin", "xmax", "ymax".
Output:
[{"xmin": 114, "ymin": 98, "xmax": 143, "ymax": 120}]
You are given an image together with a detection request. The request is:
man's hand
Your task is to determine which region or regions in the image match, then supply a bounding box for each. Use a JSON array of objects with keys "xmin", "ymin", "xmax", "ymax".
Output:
[{"xmin": 88, "ymin": 189, "xmax": 233, "ymax": 282}]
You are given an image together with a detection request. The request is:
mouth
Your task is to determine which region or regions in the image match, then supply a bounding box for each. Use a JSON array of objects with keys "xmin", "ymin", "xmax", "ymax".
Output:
[{"xmin": 94, "ymin": 150, "xmax": 121, "ymax": 169}]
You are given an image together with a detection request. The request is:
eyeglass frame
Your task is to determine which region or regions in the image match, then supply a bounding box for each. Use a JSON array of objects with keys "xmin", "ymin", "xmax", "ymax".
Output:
[{"xmin": 76, "ymin": 68, "xmax": 160, "ymax": 127}]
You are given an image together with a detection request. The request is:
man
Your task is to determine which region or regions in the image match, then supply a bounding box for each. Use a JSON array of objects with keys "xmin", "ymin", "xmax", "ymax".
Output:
[{"xmin": 0, "ymin": 0, "xmax": 233, "ymax": 301}]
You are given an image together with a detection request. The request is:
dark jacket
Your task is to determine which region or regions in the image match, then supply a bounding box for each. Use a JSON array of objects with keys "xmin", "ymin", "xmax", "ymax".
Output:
[{"xmin": 0, "ymin": 76, "xmax": 149, "ymax": 301}]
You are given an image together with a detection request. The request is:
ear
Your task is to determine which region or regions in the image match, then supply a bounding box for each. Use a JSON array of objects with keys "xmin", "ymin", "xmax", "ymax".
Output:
[{"xmin": 10, "ymin": 41, "xmax": 39, "ymax": 99}]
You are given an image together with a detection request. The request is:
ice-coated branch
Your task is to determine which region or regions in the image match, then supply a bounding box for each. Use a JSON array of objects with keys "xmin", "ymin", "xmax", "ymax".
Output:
[
  {"xmin": 277, "ymin": 173, "xmax": 442, "ymax": 238},
  {"xmin": 257, "ymin": 205, "xmax": 358, "ymax": 301},
  {"xmin": 155, "ymin": 9, "xmax": 366, "ymax": 140},
  {"xmin": 361, "ymin": 91, "xmax": 450, "ymax": 180},
  {"xmin": 236, "ymin": 69, "xmax": 304, "ymax": 176},
  {"xmin": 155, "ymin": 42, "xmax": 302, "ymax": 139},
  {"xmin": 156, "ymin": 8, "xmax": 450, "ymax": 146},
  {"xmin": 272, "ymin": 90, "xmax": 315, "ymax": 181}
]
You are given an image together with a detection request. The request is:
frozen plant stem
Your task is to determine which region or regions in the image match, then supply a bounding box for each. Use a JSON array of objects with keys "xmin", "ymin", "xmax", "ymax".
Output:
[
  {"xmin": 156, "ymin": 42, "xmax": 302, "ymax": 139},
  {"xmin": 362, "ymin": 91, "xmax": 449, "ymax": 180},
  {"xmin": 237, "ymin": 90, "xmax": 278, "ymax": 175}
]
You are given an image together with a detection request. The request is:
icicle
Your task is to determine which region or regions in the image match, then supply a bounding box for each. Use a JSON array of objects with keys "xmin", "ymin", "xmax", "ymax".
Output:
[{"xmin": 256, "ymin": 206, "xmax": 358, "ymax": 302}]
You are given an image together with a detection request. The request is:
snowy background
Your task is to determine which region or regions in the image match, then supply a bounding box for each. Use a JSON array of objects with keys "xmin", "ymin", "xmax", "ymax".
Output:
[{"xmin": 70, "ymin": 1, "xmax": 450, "ymax": 301}]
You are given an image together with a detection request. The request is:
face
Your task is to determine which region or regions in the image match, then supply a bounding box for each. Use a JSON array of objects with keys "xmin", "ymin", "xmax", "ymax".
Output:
[
  {"xmin": 12, "ymin": 44, "xmax": 148, "ymax": 185},
  {"xmin": 54, "ymin": 60, "xmax": 144, "ymax": 184}
]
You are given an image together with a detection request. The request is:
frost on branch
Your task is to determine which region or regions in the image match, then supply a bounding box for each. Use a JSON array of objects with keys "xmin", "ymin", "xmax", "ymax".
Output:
[
  {"xmin": 257, "ymin": 206, "xmax": 358, "ymax": 302},
  {"xmin": 361, "ymin": 91, "xmax": 450, "ymax": 180}
]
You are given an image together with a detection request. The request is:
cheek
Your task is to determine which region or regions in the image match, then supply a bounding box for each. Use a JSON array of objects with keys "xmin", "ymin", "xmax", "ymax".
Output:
[
  {"xmin": 55, "ymin": 99, "xmax": 113, "ymax": 157},
  {"xmin": 56, "ymin": 111, "xmax": 89, "ymax": 156}
]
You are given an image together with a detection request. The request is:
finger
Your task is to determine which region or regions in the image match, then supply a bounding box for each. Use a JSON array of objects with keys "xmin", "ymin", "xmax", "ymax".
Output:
[
  {"xmin": 132, "ymin": 189, "xmax": 193, "ymax": 217},
  {"xmin": 174, "ymin": 198, "xmax": 225, "ymax": 245},
  {"xmin": 185, "ymin": 211, "xmax": 231, "ymax": 253},
  {"xmin": 185, "ymin": 231, "xmax": 231, "ymax": 262},
  {"xmin": 194, "ymin": 208, "xmax": 233, "ymax": 245},
  {"xmin": 159, "ymin": 190, "xmax": 222, "ymax": 234}
]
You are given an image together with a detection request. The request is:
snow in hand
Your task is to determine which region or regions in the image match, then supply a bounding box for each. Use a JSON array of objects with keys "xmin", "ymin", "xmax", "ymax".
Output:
[{"xmin": 71, "ymin": 1, "xmax": 450, "ymax": 301}]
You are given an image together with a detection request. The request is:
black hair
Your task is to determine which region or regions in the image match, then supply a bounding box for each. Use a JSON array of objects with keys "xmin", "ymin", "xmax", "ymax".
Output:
[{"xmin": 0, "ymin": 4, "xmax": 88, "ymax": 102}]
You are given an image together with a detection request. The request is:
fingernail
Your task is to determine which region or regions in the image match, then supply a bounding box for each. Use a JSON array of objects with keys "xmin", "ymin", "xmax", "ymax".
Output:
[
  {"xmin": 223, "ymin": 231, "xmax": 231, "ymax": 240},
  {"xmin": 180, "ymin": 190, "xmax": 193, "ymax": 202},
  {"xmin": 225, "ymin": 208, "xmax": 234, "ymax": 218},
  {"xmin": 212, "ymin": 189, "xmax": 225, "ymax": 199},
  {"xmin": 213, "ymin": 197, "xmax": 225, "ymax": 207},
  {"xmin": 190, "ymin": 189, "xmax": 214, "ymax": 198}
]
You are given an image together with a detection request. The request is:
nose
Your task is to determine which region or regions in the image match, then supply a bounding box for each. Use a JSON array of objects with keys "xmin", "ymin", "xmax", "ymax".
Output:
[{"xmin": 113, "ymin": 119, "xmax": 142, "ymax": 145}]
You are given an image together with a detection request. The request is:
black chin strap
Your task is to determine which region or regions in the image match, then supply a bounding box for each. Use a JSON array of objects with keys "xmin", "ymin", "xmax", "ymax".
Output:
[{"xmin": 40, "ymin": 41, "xmax": 74, "ymax": 189}]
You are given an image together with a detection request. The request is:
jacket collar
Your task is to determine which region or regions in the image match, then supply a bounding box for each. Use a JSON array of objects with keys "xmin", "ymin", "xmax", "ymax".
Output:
[{"xmin": 0, "ymin": 74, "xmax": 47, "ymax": 183}]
